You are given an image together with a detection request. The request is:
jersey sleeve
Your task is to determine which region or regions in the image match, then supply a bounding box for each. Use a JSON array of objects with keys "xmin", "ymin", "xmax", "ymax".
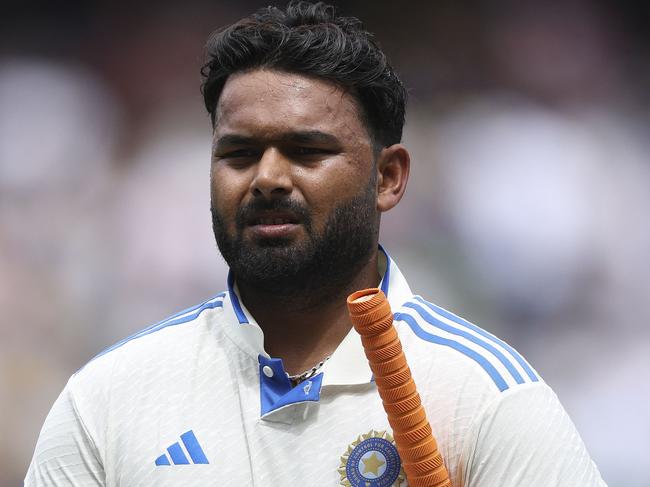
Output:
[
  {"xmin": 25, "ymin": 379, "xmax": 105, "ymax": 486},
  {"xmin": 463, "ymin": 382, "xmax": 606, "ymax": 487}
]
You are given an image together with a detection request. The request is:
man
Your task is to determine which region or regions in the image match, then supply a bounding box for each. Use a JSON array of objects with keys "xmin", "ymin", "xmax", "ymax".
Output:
[{"xmin": 26, "ymin": 2, "xmax": 606, "ymax": 486}]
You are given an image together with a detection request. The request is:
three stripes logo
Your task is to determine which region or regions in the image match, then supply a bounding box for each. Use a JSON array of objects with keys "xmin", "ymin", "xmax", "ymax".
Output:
[{"xmin": 155, "ymin": 430, "xmax": 209, "ymax": 466}]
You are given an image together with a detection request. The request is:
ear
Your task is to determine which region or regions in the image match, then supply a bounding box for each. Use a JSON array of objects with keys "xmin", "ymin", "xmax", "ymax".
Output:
[{"xmin": 376, "ymin": 144, "xmax": 410, "ymax": 212}]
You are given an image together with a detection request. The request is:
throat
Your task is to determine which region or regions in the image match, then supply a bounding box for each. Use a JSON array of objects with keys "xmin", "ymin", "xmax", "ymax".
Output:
[{"xmin": 255, "ymin": 300, "xmax": 353, "ymax": 376}]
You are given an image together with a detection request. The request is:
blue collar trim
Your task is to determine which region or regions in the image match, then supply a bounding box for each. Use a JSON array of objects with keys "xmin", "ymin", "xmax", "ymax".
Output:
[
  {"xmin": 227, "ymin": 271, "xmax": 249, "ymax": 324},
  {"xmin": 258, "ymin": 355, "xmax": 323, "ymax": 417},
  {"xmin": 378, "ymin": 244, "xmax": 391, "ymax": 296}
]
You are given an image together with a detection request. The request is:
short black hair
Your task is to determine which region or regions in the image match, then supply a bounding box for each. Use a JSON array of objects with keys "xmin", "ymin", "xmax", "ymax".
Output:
[{"xmin": 200, "ymin": 1, "xmax": 407, "ymax": 148}]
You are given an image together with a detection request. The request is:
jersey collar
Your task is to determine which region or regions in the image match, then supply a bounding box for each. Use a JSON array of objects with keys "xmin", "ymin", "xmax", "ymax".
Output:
[{"xmin": 320, "ymin": 246, "xmax": 413, "ymax": 386}]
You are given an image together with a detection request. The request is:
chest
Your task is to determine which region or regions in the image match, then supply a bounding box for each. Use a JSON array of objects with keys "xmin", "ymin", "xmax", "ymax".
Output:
[{"xmin": 101, "ymin": 367, "xmax": 409, "ymax": 486}]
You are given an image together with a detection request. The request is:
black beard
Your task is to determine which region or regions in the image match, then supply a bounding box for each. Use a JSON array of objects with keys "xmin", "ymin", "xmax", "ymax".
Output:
[{"xmin": 211, "ymin": 179, "xmax": 378, "ymax": 300}]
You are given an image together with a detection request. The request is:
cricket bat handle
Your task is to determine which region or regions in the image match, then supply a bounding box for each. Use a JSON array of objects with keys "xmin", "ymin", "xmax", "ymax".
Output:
[{"xmin": 347, "ymin": 288, "xmax": 451, "ymax": 487}]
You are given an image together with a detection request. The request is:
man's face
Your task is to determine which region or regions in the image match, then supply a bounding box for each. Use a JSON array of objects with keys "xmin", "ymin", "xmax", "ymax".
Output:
[{"xmin": 210, "ymin": 69, "xmax": 379, "ymax": 296}]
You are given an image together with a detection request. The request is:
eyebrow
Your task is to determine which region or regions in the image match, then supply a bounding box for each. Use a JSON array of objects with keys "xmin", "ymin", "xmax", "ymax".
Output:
[
  {"xmin": 213, "ymin": 131, "xmax": 342, "ymax": 150},
  {"xmin": 283, "ymin": 131, "xmax": 341, "ymax": 146}
]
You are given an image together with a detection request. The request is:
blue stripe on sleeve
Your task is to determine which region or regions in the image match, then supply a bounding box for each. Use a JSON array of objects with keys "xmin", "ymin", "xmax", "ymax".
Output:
[
  {"xmin": 414, "ymin": 297, "xmax": 538, "ymax": 382},
  {"xmin": 85, "ymin": 295, "xmax": 225, "ymax": 365},
  {"xmin": 403, "ymin": 301, "xmax": 525, "ymax": 385},
  {"xmin": 394, "ymin": 312, "xmax": 509, "ymax": 392}
]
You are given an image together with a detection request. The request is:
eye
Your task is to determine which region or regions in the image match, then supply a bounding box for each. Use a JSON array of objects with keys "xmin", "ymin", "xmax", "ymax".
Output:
[
  {"xmin": 221, "ymin": 148, "xmax": 260, "ymax": 159},
  {"xmin": 292, "ymin": 147, "xmax": 333, "ymax": 157},
  {"xmin": 214, "ymin": 148, "xmax": 261, "ymax": 168}
]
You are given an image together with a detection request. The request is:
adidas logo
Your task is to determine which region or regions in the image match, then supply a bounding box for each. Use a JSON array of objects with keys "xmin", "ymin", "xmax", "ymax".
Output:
[{"xmin": 155, "ymin": 430, "xmax": 209, "ymax": 466}]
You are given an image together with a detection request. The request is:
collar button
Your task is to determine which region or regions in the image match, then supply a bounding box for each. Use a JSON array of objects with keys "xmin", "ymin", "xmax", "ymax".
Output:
[{"xmin": 262, "ymin": 365, "xmax": 274, "ymax": 378}]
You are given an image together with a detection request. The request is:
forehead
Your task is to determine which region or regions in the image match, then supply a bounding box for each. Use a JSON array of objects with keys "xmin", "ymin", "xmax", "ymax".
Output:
[{"xmin": 214, "ymin": 69, "xmax": 370, "ymax": 141}]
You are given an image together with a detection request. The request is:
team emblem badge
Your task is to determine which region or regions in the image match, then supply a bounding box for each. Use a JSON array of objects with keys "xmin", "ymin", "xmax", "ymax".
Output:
[{"xmin": 338, "ymin": 430, "xmax": 405, "ymax": 487}]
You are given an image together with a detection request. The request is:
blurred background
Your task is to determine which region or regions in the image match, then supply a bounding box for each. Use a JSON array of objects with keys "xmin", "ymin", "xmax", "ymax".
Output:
[{"xmin": 1, "ymin": 0, "xmax": 648, "ymax": 485}]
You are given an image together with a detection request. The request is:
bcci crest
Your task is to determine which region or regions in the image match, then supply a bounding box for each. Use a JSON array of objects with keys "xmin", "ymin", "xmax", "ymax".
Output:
[{"xmin": 338, "ymin": 430, "xmax": 405, "ymax": 487}]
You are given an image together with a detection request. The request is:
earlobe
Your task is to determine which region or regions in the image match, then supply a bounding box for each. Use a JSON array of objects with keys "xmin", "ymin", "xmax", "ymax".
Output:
[{"xmin": 376, "ymin": 144, "xmax": 410, "ymax": 213}]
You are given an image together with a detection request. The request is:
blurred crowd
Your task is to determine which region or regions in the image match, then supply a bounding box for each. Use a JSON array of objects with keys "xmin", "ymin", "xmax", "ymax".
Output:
[{"xmin": 1, "ymin": 1, "xmax": 648, "ymax": 485}]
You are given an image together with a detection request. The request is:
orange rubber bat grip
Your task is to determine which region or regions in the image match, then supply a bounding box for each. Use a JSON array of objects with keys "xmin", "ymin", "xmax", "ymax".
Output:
[{"xmin": 347, "ymin": 288, "xmax": 451, "ymax": 487}]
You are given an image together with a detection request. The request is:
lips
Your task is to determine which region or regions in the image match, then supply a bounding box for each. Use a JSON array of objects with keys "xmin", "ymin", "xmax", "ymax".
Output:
[
  {"xmin": 247, "ymin": 211, "xmax": 301, "ymax": 227},
  {"xmin": 244, "ymin": 210, "xmax": 303, "ymax": 240},
  {"xmin": 254, "ymin": 217, "xmax": 295, "ymax": 225}
]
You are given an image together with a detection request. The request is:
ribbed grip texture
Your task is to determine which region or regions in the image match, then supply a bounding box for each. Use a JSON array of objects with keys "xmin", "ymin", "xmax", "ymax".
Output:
[{"xmin": 347, "ymin": 289, "xmax": 452, "ymax": 487}]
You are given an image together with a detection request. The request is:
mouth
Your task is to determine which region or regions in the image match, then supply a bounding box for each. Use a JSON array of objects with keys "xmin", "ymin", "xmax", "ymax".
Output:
[
  {"xmin": 247, "ymin": 211, "xmax": 301, "ymax": 227},
  {"xmin": 245, "ymin": 211, "xmax": 302, "ymax": 240}
]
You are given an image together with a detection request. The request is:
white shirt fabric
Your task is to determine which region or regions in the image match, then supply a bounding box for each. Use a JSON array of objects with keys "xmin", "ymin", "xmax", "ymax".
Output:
[{"xmin": 25, "ymin": 248, "xmax": 606, "ymax": 486}]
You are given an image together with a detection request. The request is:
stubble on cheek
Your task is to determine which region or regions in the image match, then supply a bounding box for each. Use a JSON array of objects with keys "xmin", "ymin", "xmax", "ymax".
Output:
[{"xmin": 209, "ymin": 167, "xmax": 242, "ymax": 238}]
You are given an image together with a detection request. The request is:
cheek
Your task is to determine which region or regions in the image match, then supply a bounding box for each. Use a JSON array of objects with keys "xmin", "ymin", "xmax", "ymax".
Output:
[
  {"xmin": 302, "ymin": 170, "xmax": 369, "ymax": 224},
  {"xmin": 210, "ymin": 168, "xmax": 247, "ymax": 221}
]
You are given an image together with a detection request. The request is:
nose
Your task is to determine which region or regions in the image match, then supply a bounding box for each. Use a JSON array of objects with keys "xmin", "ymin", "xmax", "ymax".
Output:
[{"xmin": 250, "ymin": 148, "xmax": 293, "ymax": 199}]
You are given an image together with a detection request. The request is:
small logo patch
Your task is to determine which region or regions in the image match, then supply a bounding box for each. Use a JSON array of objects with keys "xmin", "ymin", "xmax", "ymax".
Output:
[
  {"xmin": 338, "ymin": 430, "xmax": 404, "ymax": 486},
  {"xmin": 155, "ymin": 430, "xmax": 209, "ymax": 466}
]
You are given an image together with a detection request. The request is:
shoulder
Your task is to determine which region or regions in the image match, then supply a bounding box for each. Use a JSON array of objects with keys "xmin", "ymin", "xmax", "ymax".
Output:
[
  {"xmin": 394, "ymin": 295, "xmax": 541, "ymax": 394},
  {"xmin": 391, "ymin": 296, "xmax": 563, "ymax": 484},
  {"xmin": 463, "ymin": 380, "xmax": 607, "ymax": 486},
  {"xmin": 74, "ymin": 292, "xmax": 228, "ymax": 384}
]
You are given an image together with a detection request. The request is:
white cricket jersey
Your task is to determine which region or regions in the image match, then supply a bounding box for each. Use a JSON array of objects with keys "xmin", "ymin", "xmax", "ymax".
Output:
[{"xmin": 26, "ymin": 247, "xmax": 606, "ymax": 486}]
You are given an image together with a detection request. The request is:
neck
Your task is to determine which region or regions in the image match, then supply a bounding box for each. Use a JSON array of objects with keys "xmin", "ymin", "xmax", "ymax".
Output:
[{"xmin": 236, "ymin": 250, "xmax": 381, "ymax": 375}]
